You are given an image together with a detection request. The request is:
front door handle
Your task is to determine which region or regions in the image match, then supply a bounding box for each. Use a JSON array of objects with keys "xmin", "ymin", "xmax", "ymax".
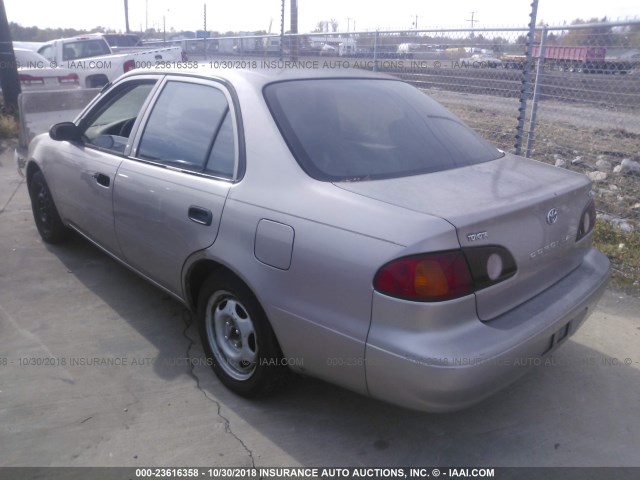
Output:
[
  {"xmin": 93, "ymin": 172, "xmax": 110, "ymax": 188},
  {"xmin": 188, "ymin": 206, "xmax": 213, "ymax": 226}
]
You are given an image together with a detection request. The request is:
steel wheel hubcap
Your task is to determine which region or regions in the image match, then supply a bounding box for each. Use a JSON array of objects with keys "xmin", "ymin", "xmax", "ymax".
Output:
[
  {"xmin": 205, "ymin": 291, "xmax": 257, "ymax": 381},
  {"xmin": 36, "ymin": 186, "xmax": 52, "ymax": 230}
]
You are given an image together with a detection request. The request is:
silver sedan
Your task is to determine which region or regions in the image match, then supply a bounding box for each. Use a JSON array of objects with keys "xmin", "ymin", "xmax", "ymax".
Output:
[{"xmin": 21, "ymin": 68, "xmax": 609, "ymax": 412}]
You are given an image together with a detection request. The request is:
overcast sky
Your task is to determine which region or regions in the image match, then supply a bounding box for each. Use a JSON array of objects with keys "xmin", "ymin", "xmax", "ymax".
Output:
[{"xmin": 4, "ymin": 0, "xmax": 639, "ymax": 34}]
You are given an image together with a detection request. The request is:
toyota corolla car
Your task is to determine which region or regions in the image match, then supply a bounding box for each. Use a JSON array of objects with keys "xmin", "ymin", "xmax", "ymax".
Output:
[{"xmin": 20, "ymin": 68, "xmax": 609, "ymax": 412}]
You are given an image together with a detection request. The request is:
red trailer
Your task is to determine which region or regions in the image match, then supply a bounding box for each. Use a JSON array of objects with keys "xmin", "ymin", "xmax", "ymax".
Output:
[{"xmin": 532, "ymin": 45, "xmax": 633, "ymax": 73}]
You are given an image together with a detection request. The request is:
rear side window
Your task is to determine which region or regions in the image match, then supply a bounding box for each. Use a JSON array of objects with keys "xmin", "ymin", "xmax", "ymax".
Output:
[
  {"xmin": 137, "ymin": 81, "xmax": 235, "ymax": 177},
  {"xmin": 264, "ymin": 79, "xmax": 502, "ymax": 181},
  {"xmin": 62, "ymin": 40, "xmax": 111, "ymax": 60}
]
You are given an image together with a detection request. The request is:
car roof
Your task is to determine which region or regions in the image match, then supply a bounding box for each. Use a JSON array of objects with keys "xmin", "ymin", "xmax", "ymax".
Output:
[
  {"xmin": 120, "ymin": 66, "xmax": 397, "ymax": 89},
  {"xmin": 13, "ymin": 48, "xmax": 48, "ymax": 61}
]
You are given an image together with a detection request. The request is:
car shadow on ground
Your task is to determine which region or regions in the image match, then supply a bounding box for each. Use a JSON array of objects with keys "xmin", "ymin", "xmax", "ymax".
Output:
[{"xmin": 47, "ymin": 231, "xmax": 640, "ymax": 467}]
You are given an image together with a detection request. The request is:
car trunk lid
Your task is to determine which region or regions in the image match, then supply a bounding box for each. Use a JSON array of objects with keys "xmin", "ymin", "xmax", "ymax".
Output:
[{"xmin": 334, "ymin": 154, "xmax": 593, "ymax": 320}]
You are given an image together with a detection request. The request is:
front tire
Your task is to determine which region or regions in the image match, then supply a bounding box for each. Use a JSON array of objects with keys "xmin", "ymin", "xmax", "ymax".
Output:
[
  {"xmin": 197, "ymin": 273, "xmax": 287, "ymax": 398},
  {"xmin": 28, "ymin": 171, "xmax": 70, "ymax": 244}
]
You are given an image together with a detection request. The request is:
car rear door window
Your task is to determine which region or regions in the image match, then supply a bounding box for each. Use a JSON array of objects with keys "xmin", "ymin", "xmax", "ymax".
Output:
[
  {"xmin": 137, "ymin": 81, "xmax": 235, "ymax": 177},
  {"xmin": 205, "ymin": 111, "xmax": 235, "ymax": 177}
]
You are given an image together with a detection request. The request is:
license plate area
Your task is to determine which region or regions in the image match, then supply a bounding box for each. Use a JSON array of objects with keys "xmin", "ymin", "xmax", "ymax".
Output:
[{"xmin": 542, "ymin": 307, "xmax": 588, "ymax": 355}]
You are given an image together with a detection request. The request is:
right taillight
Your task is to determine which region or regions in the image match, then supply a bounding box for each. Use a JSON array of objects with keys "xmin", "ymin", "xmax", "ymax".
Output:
[
  {"xmin": 374, "ymin": 246, "xmax": 517, "ymax": 302},
  {"xmin": 462, "ymin": 245, "xmax": 517, "ymax": 291},
  {"xmin": 58, "ymin": 73, "xmax": 79, "ymax": 84},
  {"xmin": 576, "ymin": 200, "xmax": 596, "ymax": 242},
  {"xmin": 123, "ymin": 59, "xmax": 136, "ymax": 72}
]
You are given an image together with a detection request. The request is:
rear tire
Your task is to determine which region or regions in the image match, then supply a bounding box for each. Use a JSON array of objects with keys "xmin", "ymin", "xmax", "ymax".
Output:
[
  {"xmin": 197, "ymin": 273, "xmax": 288, "ymax": 398},
  {"xmin": 28, "ymin": 171, "xmax": 70, "ymax": 244}
]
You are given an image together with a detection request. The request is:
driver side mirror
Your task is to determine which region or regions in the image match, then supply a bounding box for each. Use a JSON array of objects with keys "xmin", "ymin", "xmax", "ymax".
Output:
[{"xmin": 49, "ymin": 122, "xmax": 82, "ymax": 142}]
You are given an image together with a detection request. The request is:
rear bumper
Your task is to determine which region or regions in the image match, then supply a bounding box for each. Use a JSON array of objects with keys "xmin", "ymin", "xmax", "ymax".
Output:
[{"xmin": 365, "ymin": 248, "xmax": 610, "ymax": 412}]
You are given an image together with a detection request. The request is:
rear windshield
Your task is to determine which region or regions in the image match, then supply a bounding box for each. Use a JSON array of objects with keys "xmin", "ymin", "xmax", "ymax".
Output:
[{"xmin": 264, "ymin": 79, "xmax": 503, "ymax": 181}]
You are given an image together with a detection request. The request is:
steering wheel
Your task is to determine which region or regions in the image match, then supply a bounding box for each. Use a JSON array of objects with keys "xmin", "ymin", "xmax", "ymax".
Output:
[{"xmin": 119, "ymin": 118, "xmax": 137, "ymax": 137}]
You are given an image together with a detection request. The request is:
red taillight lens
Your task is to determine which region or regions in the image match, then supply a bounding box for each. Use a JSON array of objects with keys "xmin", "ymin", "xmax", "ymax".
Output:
[
  {"xmin": 374, "ymin": 246, "xmax": 518, "ymax": 302},
  {"xmin": 576, "ymin": 200, "xmax": 596, "ymax": 242},
  {"xmin": 123, "ymin": 59, "xmax": 136, "ymax": 72},
  {"xmin": 19, "ymin": 74, "xmax": 44, "ymax": 85},
  {"xmin": 374, "ymin": 251, "xmax": 474, "ymax": 302},
  {"xmin": 58, "ymin": 73, "xmax": 79, "ymax": 84}
]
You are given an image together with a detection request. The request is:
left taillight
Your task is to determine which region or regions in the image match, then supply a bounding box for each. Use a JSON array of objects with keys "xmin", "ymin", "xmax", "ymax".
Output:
[
  {"xmin": 374, "ymin": 246, "xmax": 517, "ymax": 302},
  {"xmin": 123, "ymin": 59, "xmax": 136, "ymax": 72},
  {"xmin": 576, "ymin": 200, "xmax": 596, "ymax": 242},
  {"xmin": 374, "ymin": 251, "xmax": 474, "ymax": 302},
  {"xmin": 19, "ymin": 74, "xmax": 44, "ymax": 85}
]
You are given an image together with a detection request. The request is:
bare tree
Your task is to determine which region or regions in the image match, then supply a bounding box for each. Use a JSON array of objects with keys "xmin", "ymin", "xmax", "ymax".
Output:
[
  {"xmin": 313, "ymin": 21, "xmax": 326, "ymax": 33},
  {"xmin": 330, "ymin": 18, "xmax": 338, "ymax": 32}
]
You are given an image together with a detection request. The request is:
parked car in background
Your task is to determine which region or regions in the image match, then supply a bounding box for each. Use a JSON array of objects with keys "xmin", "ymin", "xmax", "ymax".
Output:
[
  {"xmin": 463, "ymin": 53, "xmax": 503, "ymax": 68},
  {"xmin": 20, "ymin": 68, "xmax": 609, "ymax": 412},
  {"xmin": 36, "ymin": 35, "xmax": 187, "ymax": 87},
  {"xmin": 13, "ymin": 48, "xmax": 80, "ymax": 90},
  {"xmin": 13, "ymin": 41, "xmax": 44, "ymax": 51},
  {"xmin": 319, "ymin": 43, "xmax": 337, "ymax": 56}
]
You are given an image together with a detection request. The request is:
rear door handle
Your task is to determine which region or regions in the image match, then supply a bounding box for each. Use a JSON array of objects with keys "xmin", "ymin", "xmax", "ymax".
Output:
[
  {"xmin": 188, "ymin": 206, "xmax": 213, "ymax": 226},
  {"xmin": 93, "ymin": 172, "xmax": 110, "ymax": 188}
]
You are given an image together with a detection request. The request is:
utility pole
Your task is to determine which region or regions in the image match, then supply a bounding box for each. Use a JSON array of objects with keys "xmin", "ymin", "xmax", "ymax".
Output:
[
  {"xmin": 0, "ymin": 0, "xmax": 21, "ymax": 113},
  {"xmin": 291, "ymin": 0, "xmax": 298, "ymax": 60},
  {"xmin": 467, "ymin": 11, "xmax": 478, "ymax": 39},
  {"xmin": 124, "ymin": 0, "xmax": 130, "ymax": 33},
  {"xmin": 467, "ymin": 11, "xmax": 478, "ymax": 29},
  {"xmin": 204, "ymin": 4, "xmax": 206, "ymax": 34},
  {"xmin": 347, "ymin": 17, "xmax": 352, "ymax": 33}
]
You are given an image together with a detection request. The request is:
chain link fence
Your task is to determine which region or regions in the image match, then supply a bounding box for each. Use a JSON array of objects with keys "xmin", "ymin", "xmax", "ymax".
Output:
[
  {"xmin": 160, "ymin": 21, "xmax": 640, "ymax": 230},
  {"xmin": 101, "ymin": 21, "xmax": 640, "ymax": 233}
]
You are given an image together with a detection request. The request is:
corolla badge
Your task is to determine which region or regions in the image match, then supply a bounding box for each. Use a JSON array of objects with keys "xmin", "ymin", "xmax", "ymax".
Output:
[{"xmin": 546, "ymin": 208, "xmax": 559, "ymax": 225}]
